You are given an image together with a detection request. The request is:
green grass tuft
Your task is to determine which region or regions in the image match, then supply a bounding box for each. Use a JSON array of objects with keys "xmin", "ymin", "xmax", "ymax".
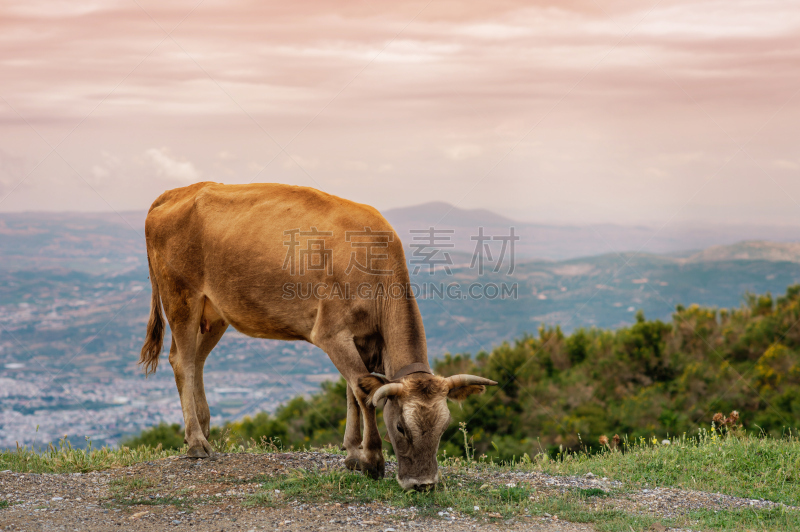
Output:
[
  {"xmin": 0, "ymin": 437, "xmax": 182, "ymax": 474},
  {"xmin": 576, "ymin": 488, "xmax": 608, "ymax": 498}
]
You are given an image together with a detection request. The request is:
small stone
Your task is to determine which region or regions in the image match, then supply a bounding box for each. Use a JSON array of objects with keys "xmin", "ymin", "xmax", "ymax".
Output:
[
  {"xmin": 171, "ymin": 520, "xmax": 181, "ymax": 525},
  {"xmin": 473, "ymin": 506, "xmax": 480, "ymax": 511},
  {"xmin": 585, "ymin": 472, "xmax": 595, "ymax": 479},
  {"xmin": 51, "ymin": 497, "xmax": 63, "ymax": 501}
]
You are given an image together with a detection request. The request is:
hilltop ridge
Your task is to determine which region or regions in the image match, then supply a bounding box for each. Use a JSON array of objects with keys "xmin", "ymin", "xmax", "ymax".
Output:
[{"xmin": 684, "ymin": 240, "xmax": 800, "ymax": 264}]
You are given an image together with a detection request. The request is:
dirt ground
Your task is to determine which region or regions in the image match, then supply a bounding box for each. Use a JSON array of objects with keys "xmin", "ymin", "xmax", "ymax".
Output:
[{"xmin": 0, "ymin": 452, "xmax": 594, "ymax": 532}]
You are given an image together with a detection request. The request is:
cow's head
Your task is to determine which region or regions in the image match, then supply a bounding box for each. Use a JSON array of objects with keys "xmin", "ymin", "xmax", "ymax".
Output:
[{"xmin": 358, "ymin": 373, "xmax": 497, "ymax": 491}]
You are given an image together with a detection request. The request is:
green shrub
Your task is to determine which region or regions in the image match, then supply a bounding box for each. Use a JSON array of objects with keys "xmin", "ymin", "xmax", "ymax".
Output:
[{"xmin": 122, "ymin": 422, "xmax": 184, "ymax": 450}]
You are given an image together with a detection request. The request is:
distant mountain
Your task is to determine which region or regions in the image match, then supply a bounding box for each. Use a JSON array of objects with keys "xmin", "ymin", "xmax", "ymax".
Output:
[
  {"xmin": 382, "ymin": 202, "xmax": 800, "ymax": 261},
  {"xmin": 383, "ymin": 201, "xmax": 516, "ymax": 227},
  {"xmin": 415, "ymin": 250, "xmax": 800, "ymax": 355},
  {"xmin": 0, "ymin": 211, "xmax": 146, "ymax": 273},
  {"xmin": 3, "ymin": 207, "xmax": 800, "ymax": 273},
  {"xmin": 686, "ymin": 241, "xmax": 800, "ymax": 264}
]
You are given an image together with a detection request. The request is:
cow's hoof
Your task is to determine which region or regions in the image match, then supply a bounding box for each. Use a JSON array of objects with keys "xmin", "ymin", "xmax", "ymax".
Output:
[
  {"xmin": 360, "ymin": 461, "xmax": 385, "ymax": 480},
  {"xmin": 344, "ymin": 456, "xmax": 361, "ymax": 471},
  {"xmin": 186, "ymin": 446, "xmax": 210, "ymax": 459}
]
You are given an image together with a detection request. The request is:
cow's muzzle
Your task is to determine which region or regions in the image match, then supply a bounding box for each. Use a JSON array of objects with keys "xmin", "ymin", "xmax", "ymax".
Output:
[{"xmin": 397, "ymin": 470, "xmax": 441, "ymax": 491}]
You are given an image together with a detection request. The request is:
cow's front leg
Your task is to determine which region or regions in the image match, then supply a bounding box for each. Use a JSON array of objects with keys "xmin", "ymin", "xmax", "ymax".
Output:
[
  {"xmin": 343, "ymin": 384, "xmax": 363, "ymax": 471},
  {"xmin": 354, "ymin": 388, "xmax": 385, "ymax": 479},
  {"xmin": 314, "ymin": 329, "xmax": 384, "ymax": 479}
]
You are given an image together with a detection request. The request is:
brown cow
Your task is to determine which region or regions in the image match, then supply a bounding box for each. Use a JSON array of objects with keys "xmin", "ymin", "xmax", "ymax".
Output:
[{"xmin": 139, "ymin": 182, "xmax": 495, "ymax": 490}]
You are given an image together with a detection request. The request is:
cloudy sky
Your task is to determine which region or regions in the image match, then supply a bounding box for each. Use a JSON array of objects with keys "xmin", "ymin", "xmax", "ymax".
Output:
[{"xmin": 1, "ymin": 0, "xmax": 799, "ymax": 225}]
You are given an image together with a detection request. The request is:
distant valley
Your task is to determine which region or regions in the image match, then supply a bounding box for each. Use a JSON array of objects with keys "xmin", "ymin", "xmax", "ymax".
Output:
[{"xmin": 1, "ymin": 205, "xmax": 800, "ymax": 448}]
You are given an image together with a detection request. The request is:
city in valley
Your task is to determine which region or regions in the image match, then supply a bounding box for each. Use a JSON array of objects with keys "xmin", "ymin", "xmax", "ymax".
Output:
[{"xmin": 0, "ymin": 263, "xmax": 338, "ymax": 449}]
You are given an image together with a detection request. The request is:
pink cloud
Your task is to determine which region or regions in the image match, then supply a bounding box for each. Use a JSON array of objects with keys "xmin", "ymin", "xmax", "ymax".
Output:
[{"xmin": 0, "ymin": 0, "xmax": 798, "ymax": 224}]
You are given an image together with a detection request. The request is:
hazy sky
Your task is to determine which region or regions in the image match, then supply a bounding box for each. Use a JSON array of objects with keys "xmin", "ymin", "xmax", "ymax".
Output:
[{"xmin": 1, "ymin": 0, "xmax": 799, "ymax": 225}]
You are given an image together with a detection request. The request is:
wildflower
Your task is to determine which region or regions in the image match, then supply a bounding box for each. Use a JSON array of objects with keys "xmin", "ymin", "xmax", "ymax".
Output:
[
  {"xmin": 599, "ymin": 435, "xmax": 609, "ymax": 446},
  {"xmin": 612, "ymin": 434, "xmax": 621, "ymax": 448},
  {"xmin": 712, "ymin": 412, "xmax": 724, "ymax": 424},
  {"xmin": 728, "ymin": 410, "xmax": 740, "ymax": 424},
  {"xmin": 661, "ymin": 439, "xmax": 670, "ymax": 445}
]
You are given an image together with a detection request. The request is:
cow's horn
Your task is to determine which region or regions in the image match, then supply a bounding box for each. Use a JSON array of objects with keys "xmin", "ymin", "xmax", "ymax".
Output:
[
  {"xmin": 446, "ymin": 375, "xmax": 498, "ymax": 389},
  {"xmin": 372, "ymin": 383, "xmax": 404, "ymax": 406}
]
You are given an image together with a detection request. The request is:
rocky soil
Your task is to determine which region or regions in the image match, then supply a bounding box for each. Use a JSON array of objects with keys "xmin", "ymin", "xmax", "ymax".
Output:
[{"xmin": 0, "ymin": 452, "xmax": 793, "ymax": 531}]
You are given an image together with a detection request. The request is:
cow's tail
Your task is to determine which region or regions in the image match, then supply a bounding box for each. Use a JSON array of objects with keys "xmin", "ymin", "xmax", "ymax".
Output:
[{"xmin": 139, "ymin": 252, "xmax": 164, "ymax": 376}]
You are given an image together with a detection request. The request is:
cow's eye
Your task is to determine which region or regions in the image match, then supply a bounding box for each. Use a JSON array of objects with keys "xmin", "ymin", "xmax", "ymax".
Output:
[{"xmin": 396, "ymin": 423, "xmax": 405, "ymax": 435}]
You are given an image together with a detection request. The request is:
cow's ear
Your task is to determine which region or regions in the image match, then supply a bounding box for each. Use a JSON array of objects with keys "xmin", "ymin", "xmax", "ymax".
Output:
[
  {"xmin": 447, "ymin": 384, "xmax": 486, "ymax": 402},
  {"xmin": 358, "ymin": 374, "xmax": 389, "ymax": 400}
]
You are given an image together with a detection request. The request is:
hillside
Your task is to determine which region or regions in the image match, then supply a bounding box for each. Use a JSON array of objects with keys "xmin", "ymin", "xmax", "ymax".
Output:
[
  {"xmin": 383, "ymin": 202, "xmax": 800, "ymax": 261},
  {"xmin": 686, "ymin": 241, "xmax": 800, "ymax": 263},
  {"xmin": 4, "ymin": 206, "xmax": 800, "ymax": 271}
]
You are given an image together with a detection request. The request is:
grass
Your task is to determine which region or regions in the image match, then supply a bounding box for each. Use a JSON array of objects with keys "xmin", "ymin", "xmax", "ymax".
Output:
[
  {"xmin": 247, "ymin": 467, "xmax": 658, "ymax": 531},
  {"xmin": 0, "ymin": 499, "xmax": 9, "ymax": 509},
  {"xmin": 109, "ymin": 476, "xmax": 158, "ymax": 491},
  {"xmin": 527, "ymin": 428, "xmax": 800, "ymax": 507},
  {"xmin": 688, "ymin": 507, "xmax": 800, "ymax": 531},
  {"xmin": 0, "ymin": 437, "xmax": 182, "ymax": 474},
  {"xmin": 246, "ymin": 463, "xmax": 800, "ymax": 532}
]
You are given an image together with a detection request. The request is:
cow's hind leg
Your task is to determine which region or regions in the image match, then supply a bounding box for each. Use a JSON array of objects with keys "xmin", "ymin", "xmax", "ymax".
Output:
[
  {"xmin": 166, "ymin": 295, "xmax": 212, "ymax": 458},
  {"xmin": 343, "ymin": 384, "xmax": 363, "ymax": 471},
  {"xmin": 194, "ymin": 317, "xmax": 228, "ymax": 439}
]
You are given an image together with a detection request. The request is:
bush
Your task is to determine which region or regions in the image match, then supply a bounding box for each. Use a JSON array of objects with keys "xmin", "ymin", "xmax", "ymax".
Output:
[{"xmin": 123, "ymin": 423, "xmax": 184, "ymax": 450}]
